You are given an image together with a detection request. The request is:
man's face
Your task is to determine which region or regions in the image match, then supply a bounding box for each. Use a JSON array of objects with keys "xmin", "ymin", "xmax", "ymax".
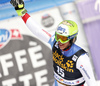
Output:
[{"xmin": 58, "ymin": 41, "xmax": 70, "ymax": 50}]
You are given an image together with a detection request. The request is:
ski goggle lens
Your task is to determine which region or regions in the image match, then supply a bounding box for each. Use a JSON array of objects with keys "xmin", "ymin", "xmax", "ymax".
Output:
[{"xmin": 55, "ymin": 32, "xmax": 69, "ymax": 43}]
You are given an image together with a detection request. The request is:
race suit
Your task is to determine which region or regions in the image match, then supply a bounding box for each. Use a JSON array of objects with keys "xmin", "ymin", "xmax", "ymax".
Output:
[{"xmin": 21, "ymin": 13, "xmax": 96, "ymax": 86}]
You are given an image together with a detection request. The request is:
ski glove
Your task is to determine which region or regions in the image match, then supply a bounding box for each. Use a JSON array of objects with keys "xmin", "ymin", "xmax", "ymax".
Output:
[{"xmin": 10, "ymin": 0, "xmax": 27, "ymax": 16}]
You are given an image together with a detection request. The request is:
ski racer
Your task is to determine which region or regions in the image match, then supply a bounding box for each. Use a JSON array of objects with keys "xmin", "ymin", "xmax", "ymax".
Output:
[{"xmin": 10, "ymin": 0, "xmax": 96, "ymax": 86}]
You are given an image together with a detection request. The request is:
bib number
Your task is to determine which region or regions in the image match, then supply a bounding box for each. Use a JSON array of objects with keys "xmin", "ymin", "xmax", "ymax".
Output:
[{"xmin": 57, "ymin": 66, "xmax": 64, "ymax": 77}]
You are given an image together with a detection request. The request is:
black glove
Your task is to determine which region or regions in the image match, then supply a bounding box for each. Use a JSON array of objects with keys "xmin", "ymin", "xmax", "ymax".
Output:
[{"xmin": 10, "ymin": 0, "xmax": 27, "ymax": 16}]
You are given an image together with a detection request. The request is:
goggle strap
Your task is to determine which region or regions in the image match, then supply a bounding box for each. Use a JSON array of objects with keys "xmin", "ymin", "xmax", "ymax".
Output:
[{"xmin": 68, "ymin": 33, "xmax": 78, "ymax": 39}]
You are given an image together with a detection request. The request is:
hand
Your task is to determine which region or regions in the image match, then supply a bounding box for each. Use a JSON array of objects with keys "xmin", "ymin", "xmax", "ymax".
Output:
[
  {"xmin": 95, "ymin": 0, "xmax": 100, "ymax": 12},
  {"xmin": 10, "ymin": 0, "xmax": 27, "ymax": 16}
]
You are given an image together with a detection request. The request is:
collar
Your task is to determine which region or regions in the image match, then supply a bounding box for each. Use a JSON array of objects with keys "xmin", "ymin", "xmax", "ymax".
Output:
[{"xmin": 62, "ymin": 46, "xmax": 71, "ymax": 51}]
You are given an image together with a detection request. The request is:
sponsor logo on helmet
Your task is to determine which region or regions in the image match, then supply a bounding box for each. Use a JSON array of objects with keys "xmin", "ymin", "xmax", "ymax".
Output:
[
  {"xmin": 62, "ymin": 20, "xmax": 73, "ymax": 26},
  {"xmin": 57, "ymin": 25, "xmax": 68, "ymax": 35},
  {"xmin": 57, "ymin": 26, "xmax": 66, "ymax": 33}
]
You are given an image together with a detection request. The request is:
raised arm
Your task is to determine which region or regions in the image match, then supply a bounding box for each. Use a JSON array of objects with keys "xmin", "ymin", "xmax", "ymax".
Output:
[
  {"xmin": 10, "ymin": 0, "xmax": 51, "ymax": 43},
  {"xmin": 21, "ymin": 13, "xmax": 51, "ymax": 42}
]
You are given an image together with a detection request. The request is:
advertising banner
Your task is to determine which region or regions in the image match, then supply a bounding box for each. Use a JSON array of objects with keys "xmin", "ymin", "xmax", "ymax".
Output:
[
  {"xmin": 76, "ymin": 0, "xmax": 100, "ymax": 80},
  {"xmin": 0, "ymin": 16, "xmax": 54, "ymax": 86},
  {"xmin": 0, "ymin": 0, "xmax": 74, "ymax": 20},
  {"xmin": 76, "ymin": 0, "xmax": 100, "ymax": 21},
  {"xmin": 30, "ymin": 7, "xmax": 63, "ymax": 35},
  {"xmin": 83, "ymin": 20, "xmax": 100, "ymax": 80}
]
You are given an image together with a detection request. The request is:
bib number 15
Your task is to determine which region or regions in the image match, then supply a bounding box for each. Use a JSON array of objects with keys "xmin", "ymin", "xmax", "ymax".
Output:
[{"xmin": 57, "ymin": 66, "xmax": 64, "ymax": 77}]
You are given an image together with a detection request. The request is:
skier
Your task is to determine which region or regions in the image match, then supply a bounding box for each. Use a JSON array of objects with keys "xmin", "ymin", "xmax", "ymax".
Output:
[{"xmin": 10, "ymin": 0, "xmax": 96, "ymax": 86}]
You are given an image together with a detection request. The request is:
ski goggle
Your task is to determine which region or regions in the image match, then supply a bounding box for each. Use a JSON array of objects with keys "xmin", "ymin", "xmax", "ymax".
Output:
[{"xmin": 55, "ymin": 32, "xmax": 70, "ymax": 43}]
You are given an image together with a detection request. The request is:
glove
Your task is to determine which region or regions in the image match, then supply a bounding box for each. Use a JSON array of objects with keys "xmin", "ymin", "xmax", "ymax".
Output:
[{"xmin": 10, "ymin": 0, "xmax": 27, "ymax": 16}]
